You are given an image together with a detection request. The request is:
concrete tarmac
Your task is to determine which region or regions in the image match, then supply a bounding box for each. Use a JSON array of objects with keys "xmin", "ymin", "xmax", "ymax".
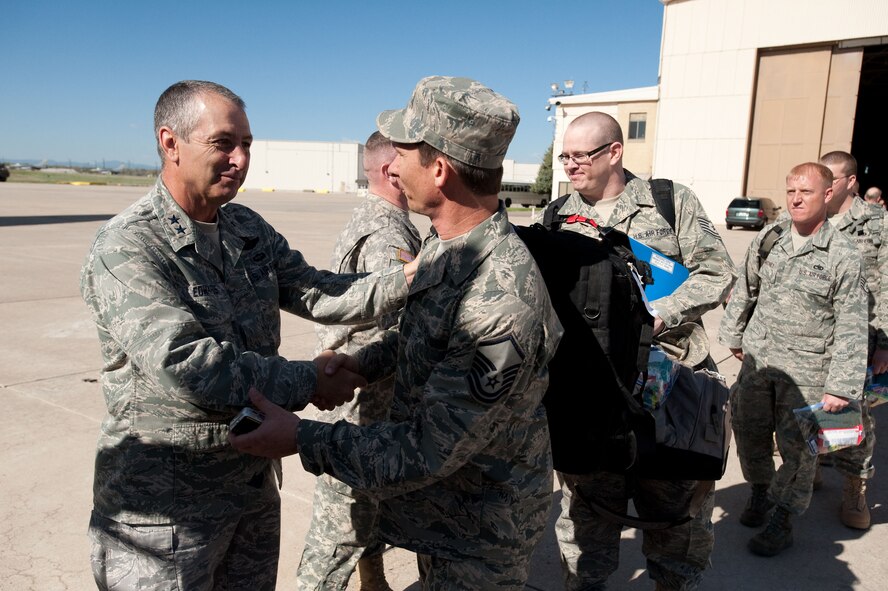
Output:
[{"xmin": 0, "ymin": 181, "xmax": 885, "ymax": 590}]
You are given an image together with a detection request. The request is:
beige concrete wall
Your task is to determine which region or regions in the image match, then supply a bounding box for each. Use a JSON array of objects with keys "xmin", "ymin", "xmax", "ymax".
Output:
[
  {"xmin": 618, "ymin": 103, "xmax": 658, "ymax": 178},
  {"xmin": 656, "ymin": 0, "xmax": 888, "ymax": 221}
]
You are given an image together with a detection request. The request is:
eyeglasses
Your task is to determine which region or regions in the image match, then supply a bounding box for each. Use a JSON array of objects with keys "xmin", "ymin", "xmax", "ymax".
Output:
[
  {"xmin": 557, "ymin": 142, "xmax": 613, "ymax": 165},
  {"xmin": 832, "ymin": 175, "xmax": 848, "ymax": 183}
]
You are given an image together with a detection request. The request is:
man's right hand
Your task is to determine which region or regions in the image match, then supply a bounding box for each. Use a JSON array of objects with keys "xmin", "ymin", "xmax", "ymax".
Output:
[
  {"xmin": 403, "ymin": 258, "xmax": 418, "ymax": 286},
  {"xmin": 311, "ymin": 350, "xmax": 367, "ymax": 410},
  {"xmin": 730, "ymin": 347, "xmax": 744, "ymax": 361}
]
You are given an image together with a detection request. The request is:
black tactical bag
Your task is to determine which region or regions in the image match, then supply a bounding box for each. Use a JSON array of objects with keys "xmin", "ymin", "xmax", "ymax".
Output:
[{"xmin": 514, "ymin": 210, "xmax": 655, "ymax": 475}]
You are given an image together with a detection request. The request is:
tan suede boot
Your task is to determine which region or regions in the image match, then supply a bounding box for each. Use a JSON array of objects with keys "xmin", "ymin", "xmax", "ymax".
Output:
[
  {"xmin": 357, "ymin": 555, "xmax": 394, "ymax": 591},
  {"xmin": 840, "ymin": 476, "xmax": 871, "ymax": 529}
]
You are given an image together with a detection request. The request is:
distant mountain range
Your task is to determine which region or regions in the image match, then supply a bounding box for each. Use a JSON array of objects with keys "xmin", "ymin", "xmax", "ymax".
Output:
[{"xmin": 1, "ymin": 158, "xmax": 159, "ymax": 171}]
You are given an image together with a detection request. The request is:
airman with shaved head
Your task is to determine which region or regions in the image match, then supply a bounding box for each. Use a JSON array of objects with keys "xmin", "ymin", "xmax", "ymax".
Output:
[{"xmin": 550, "ymin": 111, "xmax": 735, "ymax": 590}]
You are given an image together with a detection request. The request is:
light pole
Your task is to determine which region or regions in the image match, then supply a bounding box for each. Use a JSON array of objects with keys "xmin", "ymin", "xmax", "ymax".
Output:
[{"xmin": 549, "ymin": 79, "xmax": 575, "ymax": 97}]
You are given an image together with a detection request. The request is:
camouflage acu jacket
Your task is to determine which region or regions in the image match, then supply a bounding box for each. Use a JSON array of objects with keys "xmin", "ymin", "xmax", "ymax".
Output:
[
  {"xmin": 832, "ymin": 198, "xmax": 888, "ymax": 350},
  {"xmin": 80, "ymin": 179, "xmax": 407, "ymax": 523},
  {"xmin": 314, "ymin": 193, "xmax": 421, "ymax": 426},
  {"xmin": 719, "ymin": 219, "xmax": 867, "ymax": 398},
  {"xmin": 297, "ymin": 206, "xmax": 563, "ymax": 562},
  {"xmin": 549, "ymin": 172, "xmax": 736, "ymax": 328}
]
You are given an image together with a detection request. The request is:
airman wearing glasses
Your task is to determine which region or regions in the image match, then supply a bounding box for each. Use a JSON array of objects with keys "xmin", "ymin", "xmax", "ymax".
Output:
[{"xmin": 547, "ymin": 111, "xmax": 736, "ymax": 591}]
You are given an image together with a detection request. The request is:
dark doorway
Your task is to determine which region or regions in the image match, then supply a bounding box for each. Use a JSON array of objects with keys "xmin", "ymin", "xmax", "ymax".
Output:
[{"xmin": 851, "ymin": 44, "xmax": 888, "ymax": 195}]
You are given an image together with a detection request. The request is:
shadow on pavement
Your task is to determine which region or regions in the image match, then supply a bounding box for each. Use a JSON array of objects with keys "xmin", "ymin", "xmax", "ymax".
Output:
[{"xmin": 0, "ymin": 214, "xmax": 114, "ymax": 226}]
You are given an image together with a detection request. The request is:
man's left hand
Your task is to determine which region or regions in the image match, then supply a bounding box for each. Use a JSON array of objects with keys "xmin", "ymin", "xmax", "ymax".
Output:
[
  {"xmin": 228, "ymin": 388, "xmax": 300, "ymax": 458},
  {"xmin": 821, "ymin": 393, "xmax": 850, "ymax": 413}
]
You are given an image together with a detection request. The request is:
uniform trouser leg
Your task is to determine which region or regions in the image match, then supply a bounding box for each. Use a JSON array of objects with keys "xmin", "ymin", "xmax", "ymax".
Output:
[
  {"xmin": 296, "ymin": 473, "xmax": 385, "ymax": 591},
  {"xmin": 555, "ymin": 472, "xmax": 712, "ymax": 591},
  {"xmin": 635, "ymin": 479, "xmax": 713, "ymax": 590},
  {"xmin": 89, "ymin": 469, "xmax": 281, "ymax": 591},
  {"xmin": 733, "ymin": 367, "xmax": 820, "ymax": 515},
  {"xmin": 832, "ymin": 399, "xmax": 876, "ymax": 480},
  {"xmin": 415, "ymin": 552, "xmax": 530, "ymax": 591},
  {"xmin": 555, "ymin": 471, "xmax": 624, "ymax": 591},
  {"xmin": 731, "ymin": 370, "xmax": 778, "ymax": 487}
]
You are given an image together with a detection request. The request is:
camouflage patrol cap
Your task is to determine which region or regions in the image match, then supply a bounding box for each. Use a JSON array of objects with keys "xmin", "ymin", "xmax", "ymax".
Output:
[{"xmin": 376, "ymin": 76, "xmax": 520, "ymax": 170}]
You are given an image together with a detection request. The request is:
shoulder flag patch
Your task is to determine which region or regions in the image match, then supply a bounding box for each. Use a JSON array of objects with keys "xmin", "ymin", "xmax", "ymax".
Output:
[{"xmin": 467, "ymin": 334, "xmax": 525, "ymax": 404}]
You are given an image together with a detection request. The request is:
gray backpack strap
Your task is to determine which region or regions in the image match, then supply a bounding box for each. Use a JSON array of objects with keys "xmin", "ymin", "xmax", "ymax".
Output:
[{"xmin": 757, "ymin": 220, "xmax": 789, "ymax": 261}]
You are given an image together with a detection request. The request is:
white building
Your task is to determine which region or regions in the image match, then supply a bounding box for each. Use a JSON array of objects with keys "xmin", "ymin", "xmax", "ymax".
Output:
[
  {"xmin": 244, "ymin": 140, "xmax": 364, "ymax": 193},
  {"xmin": 502, "ymin": 159, "xmax": 540, "ymax": 185},
  {"xmin": 548, "ymin": 0, "xmax": 888, "ymax": 222},
  {"xmin": 244, "ymin": 140, "xmax": 540, "ymax": 196}
]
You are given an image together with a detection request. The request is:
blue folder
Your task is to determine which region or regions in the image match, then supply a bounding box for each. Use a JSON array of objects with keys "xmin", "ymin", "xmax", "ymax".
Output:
[{"xmin": 628, "ymin": 237, "xmax": 689, "ymax": 301}]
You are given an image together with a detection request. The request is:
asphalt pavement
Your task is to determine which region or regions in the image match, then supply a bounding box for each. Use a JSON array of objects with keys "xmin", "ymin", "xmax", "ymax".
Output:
[{"xmin": 0, "ymin": 182, "xmax": 885, "ymax": 590}]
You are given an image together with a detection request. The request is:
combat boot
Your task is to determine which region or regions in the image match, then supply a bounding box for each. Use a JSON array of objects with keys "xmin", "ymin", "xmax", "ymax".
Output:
[
  {"xmin": 357, "ymin": 554, "xmax": 394, "ymax": 591},
  {"xmin": 748, "ymin": 506, "xmax": 793, "ymax": 557},
  {"xmin": 840, "ymin": 475, "xmax": 871, "ymax": 529},
  {"xmin": 739, "ymin": 483, "xmax": 774, "ymax": 527}
]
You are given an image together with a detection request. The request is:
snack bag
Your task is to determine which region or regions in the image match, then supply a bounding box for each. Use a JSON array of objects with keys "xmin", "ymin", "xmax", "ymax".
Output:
[
  {"xmin": 793, "ymin": 401, "xmax": 864, "ymax": 456},
  {"xmin": 639, "ymin": 346, "xmax": 680, "ymax": 410}
]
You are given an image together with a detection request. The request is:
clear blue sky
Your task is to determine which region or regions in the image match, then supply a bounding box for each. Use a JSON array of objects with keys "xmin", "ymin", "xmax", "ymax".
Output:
[{"xmin": 0, "ymin": 0, "xmax": 664, "ymax": 169}]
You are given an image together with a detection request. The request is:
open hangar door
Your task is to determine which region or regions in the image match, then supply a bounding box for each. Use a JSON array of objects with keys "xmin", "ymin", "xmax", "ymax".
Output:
[{"xmin": 852, "ymin": 44, "xmax": 888, "ymax": 195}]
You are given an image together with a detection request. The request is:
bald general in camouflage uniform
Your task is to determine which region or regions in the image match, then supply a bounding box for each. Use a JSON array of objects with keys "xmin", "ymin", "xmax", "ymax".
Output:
[
  {"xmin": 296, "ymin": 132, "xmax": 421, "ymax": 591},
  {"xmin": 719, "ymin": 162, "xmax": 867, "ymax": 556},
  {"xmin": 550, "ymin": 112, "xmax": 735, "ymax": 590},
  {"xmin": 81, "ymin": 81, "xmax": 409, "ymax": 591},
  {"xmin": 231, "ymin": 76, "xmax": 563, "ymax": 591},
  {"xmin": 820, "ymin": 150, "xmax": 887, "ymax": 530}
]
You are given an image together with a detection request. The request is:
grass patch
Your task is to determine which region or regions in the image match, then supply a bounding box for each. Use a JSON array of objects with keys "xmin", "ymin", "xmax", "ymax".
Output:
[{"xmin": 5, "ymin": 170, "xmax": 157, "ymax": 187}]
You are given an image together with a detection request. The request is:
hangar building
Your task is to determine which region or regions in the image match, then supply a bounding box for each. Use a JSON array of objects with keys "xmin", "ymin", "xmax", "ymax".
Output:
[{"xmin": 548, "ymin": 0, "xmax": 888, "ymax": 222}]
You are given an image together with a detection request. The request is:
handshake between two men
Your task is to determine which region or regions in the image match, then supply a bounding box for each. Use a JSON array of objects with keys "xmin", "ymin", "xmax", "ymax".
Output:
[{"xmin": 229, "ymin": 350, "xmax": 359, "ymax": 458}]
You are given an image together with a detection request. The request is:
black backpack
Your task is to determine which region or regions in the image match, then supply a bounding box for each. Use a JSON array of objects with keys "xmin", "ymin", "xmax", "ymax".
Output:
[{"xmin": 514, "ymin": 208, "xmax": 655, "ymax": 475}]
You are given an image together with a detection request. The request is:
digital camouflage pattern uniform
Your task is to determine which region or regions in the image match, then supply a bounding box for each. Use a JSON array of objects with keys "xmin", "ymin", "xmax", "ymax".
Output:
[
  {"xmin": 548, "ymin": 173, "xmax": 736, "ymax": 590},
  {"xmin": 830, "ymin": 198, "xmax": 888, "ymax": 480},
  {"xmin": 719, "ymin": 218, "xmax": 867, "ymax": 515},
  {"xmin": 296, "ymin": 206, "xmax": 563, "ymax": 590},
  {"xmin": 296, "ymin": 194, "xmax": 420, "ymax": 590},
  {"xmin": 81, "ymin": 179, "xmax": 408, "ymax": 591}
]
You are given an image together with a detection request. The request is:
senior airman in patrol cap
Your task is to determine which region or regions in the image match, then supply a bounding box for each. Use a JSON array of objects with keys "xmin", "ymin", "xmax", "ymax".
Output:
[
  {"xmin": 231, "ymin": 76, "xmax": 563, "ymax": 590},
  {"xmin": 719, "ymin": 162, "xmax": 867, "ymax": 557}
]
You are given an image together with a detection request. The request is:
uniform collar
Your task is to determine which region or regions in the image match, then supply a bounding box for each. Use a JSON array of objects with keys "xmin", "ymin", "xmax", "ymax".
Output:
[
  {"xmin": 558, "ymin": 170, "xmax": 651, "ymax": 223},
  {"xmin": 410, "ymin": 205, "xmax": 510, "ymax": 293},
  {"xmin": 151, "ymin": 178, "xmax": 259, "ymax": 271},
  {"xmin": 366, "ymin": 192, "xmax": 410, "ymax": 219},
  {"xmin": 783, "ymin": 218, "xmax": 836, "ymax": 256},
  {"xmin": 152, "ymin": 178, "xmax": 196, "ymax": 252}
]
